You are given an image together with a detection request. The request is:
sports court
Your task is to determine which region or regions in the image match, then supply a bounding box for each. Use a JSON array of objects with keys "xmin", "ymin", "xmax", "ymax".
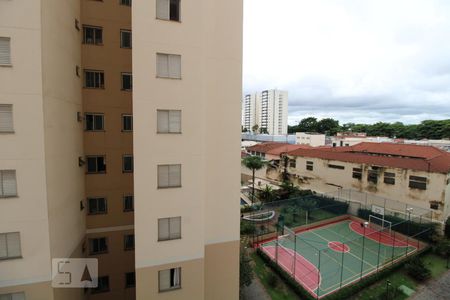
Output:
[{"xmin": 259, "ymin": 217, "xmax": 420, "ymax": 298}]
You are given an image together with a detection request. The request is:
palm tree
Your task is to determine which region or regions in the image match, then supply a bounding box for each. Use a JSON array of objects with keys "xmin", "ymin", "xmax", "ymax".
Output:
[
  {"xmin": 242, "ymin": 155, "xmax": 266, "ymax": 205},
  {"xmin": 258, "ymin": 185, "xmax": 277, "ymax": 203}
]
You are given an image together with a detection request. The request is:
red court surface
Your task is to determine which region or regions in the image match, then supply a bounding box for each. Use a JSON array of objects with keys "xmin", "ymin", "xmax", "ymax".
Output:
[
  {"xmin": 328, "ymin": 241, "xmax": 350, "ymax": 253},
  {"xmin": 349, "ymin": 221, "xmax": 412, "ymax": 247},
  {"xmin": 261, "ymin": 246, "xmax": 320, "ymax": 294}
]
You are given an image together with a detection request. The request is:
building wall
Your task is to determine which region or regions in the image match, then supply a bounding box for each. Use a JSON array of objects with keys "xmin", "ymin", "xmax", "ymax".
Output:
[
  {"xmin": 289, "ymin": 156, "xmax": 449, "ymax": 220},
  {"xmin": 296, "ymin": 132, "xmax": 326, "ymax": 147},
  {"xmin": 81, "ymin": 0, "xmax": 134, "ymax": 299},
  {"xmin": 133, "ymin": 0, "xmax": 242, "ymax": 299}
]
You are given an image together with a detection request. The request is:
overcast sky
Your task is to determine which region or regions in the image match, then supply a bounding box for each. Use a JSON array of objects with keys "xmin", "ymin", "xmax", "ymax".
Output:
[{"xmin": 243, "ymin": 0, "xmax": 450, "ymax": 125}]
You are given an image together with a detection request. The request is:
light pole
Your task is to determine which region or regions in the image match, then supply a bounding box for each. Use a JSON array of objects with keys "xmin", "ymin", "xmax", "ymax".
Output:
[
  {"xmin": 360, "ymin": 221, "xmax": 369, "ymax": 280},
  {"xmin": 406, "ymin": 207, "xmax": 413, "ymax": 256}
]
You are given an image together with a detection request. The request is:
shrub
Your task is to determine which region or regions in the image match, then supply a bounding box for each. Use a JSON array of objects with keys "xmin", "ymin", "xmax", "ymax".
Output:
[
  {"xmin": 240, "ymin": 221, "xmax": 256, "ymax": 235},
  {"xmin": 405, "ymin": 257, "xmax": 431, "ymax": 281},
  {"xmin": 266, "ymin": 272, "xmax": 278, "ymax": 288},
  {"xmin": 445, "ymin": 217, "xmax": 450, "ymax": 239}
]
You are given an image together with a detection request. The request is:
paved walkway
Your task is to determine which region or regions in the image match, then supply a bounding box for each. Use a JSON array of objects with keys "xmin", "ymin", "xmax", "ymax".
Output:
[
  {"xmin": 241, "ymin": 274, "xmax": 271, "ymax": 300},
  {"xmin": 410, "ymin": 269, "xmax": 450, "ymax": 300}
]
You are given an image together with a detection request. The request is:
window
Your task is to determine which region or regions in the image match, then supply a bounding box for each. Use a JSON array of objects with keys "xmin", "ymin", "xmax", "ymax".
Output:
[
  {"xmin": 92, "ymin": 276, "xmax": 109, "ymax": 293},
  {"xmin": 123, "ymin": 155, "xmax": 133, "ymax": 173},
  {"xmin": 124, "ymin": 234, "xmax": 134, "ymax": 250},
  {"xmin": 430, "ymin": 201, "xmax": 440, "ymax": 210},
  {"xmin": 121, "ymin": 73, "xmax": 132, "ymax": 90},
  {"xmin": 289, "ymin": 159, "xmax": 296, "ymax": 168},
  {"xmin": 156, "ymin": 0, "xmax": 180, "ymax": 21},
  {"xmin": 89, "ymin": 238, "xmax": 108, "ymax": 255},
  {"xmin": 125, "ymin": 272, "xmax": 135, "ymax": 288},
  {"xmin": 0, "ymin": 170, "xmax": 17, "ymax": 198},
  {"xmin": 0, "ymin": 37, "xmax": 11, "ymax": 65},
  {"xmin": 0, "ymin": 292, "xmax": 25, "ymax": 300},
  {"xmin": 85, "ymin": 113, "xmax": 104, "ymax": 131},
  {"xmin": 123, "ymin": 195, "xmax": 134, "ymax": 212},
  {"xmin": 367, "ymin": 170, "xmax": 378, "ymax": 184},
  {"xmin": 120, "ymin": 30, "xmax": 132, "ymax": 48},
  {"xmin": 0, "ymin": 105, "xmax": 13, "ymax": 132},
  {"xmin": 83, "ymin": 26, "xmax": 103, "ymax": 45},
  {"xmin": 88, "ymin": 197, "xmax": 107, "ymax": 215},
  {"xmin": 120, "ymin": 0, "xmax": 132, "ymax": 6},
  {"xmin": 306, "ymin": 161, "xmax": 313, "ymax": 171},
  {"xmin": 158, "ymin": 217, "xmax": 181, "ymax": 241},
  {"xmin": 0, "ymin": 232, "xmax": 21, "ymax": 260},
  {"xmin": 156, "ymin": 53, "xmax": 181, "ymax": 79},
  {"xmin": 383, "ymin": 172, "xmax": 395, "ymax": 185},
  {"xmin": 159, "ymin": 267, "xmax": 181, "ymax": 292},
  {"xmin": 409, "ymin": 176, "xmax": 427, "ymax": 190},
  {"xmin": 352, "ymin": 168, "xmax": 362, "ymax": 180},
  {"xmin": 157, "ymin": 110, "xmax": 181, "ymax": 133},
  {"xmin": 158, "ymin": 164, "xmax": 181, "ymax": 188},
  {"xmin": 122, "ymin": 115, "xmax": 133, "ymax": 131},
  {"xmin": 328, "ymin": 164, "xmax": 345, "ymax": 170},
  {"xmin": 84, "ymin": 70, "xmax": 104, "ymax": 88},
  {"xmin": 86, "ymin": 156, "xmax": 106, "ymax": 174}
]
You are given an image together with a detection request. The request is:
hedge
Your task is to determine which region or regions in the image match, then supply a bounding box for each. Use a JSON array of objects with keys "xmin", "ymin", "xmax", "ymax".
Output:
[
  {"xmin": 310, "ymin": 195, "xmax": 350, "ymax": 215},
  {"xmin": 257, "ymin": 247, "xmax": 431, "ymax": 299},
  {"xmin": 357, "ymin": 208, "xmax": 435, "ymax": 242}
]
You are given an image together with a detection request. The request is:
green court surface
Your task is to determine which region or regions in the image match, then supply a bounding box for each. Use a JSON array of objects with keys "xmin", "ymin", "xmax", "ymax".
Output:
[{"xmin": 260, "ymin": 219, "xmax": 417, "ymax": 298}]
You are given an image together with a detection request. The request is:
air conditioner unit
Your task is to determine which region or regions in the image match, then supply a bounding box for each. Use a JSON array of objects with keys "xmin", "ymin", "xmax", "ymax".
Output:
[{"xmin": 78, "ymin": 157, "xmax": 85, "ymax": 167}]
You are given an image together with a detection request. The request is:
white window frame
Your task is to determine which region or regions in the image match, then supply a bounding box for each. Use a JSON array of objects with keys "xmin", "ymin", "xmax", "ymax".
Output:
[
  {"xmin": 158, "ymin": 217, "xmax": 181, "ymax": 241},
  {"xmin": 120, "ymin": 0, "xmax": 132, "ymax": 6},
  {"xmin": 0, "ymin": 232, "xmax": 22, "ymax": 260},
  {"xmin": 82, "ymin": 25, "xmax": 103, "ymax": 45},
  {"xmin": 157, "ymin": 110, "xmax": 181, "ymax": 134},
  {"xmin": 84, "ymin": 70, "xmax": 105, "ymax": 89},
  {"xmin": 156, "ymin": 53, "xmax": 181, "ymax": 79},
  {"xmin": 123, "ymin": 195, "xmax": 134, "ymax": 212},
  {"xmin": 85, "ymin": 113, "xmax": 104, "ymax": 131},
  {"xmin": 156, "ymin": 0, "xmax": 181, "ymax": 22},
  {"xmin": 158, "ymin": 267, "xmax": 181, "ymax": 292},
  {"xmin": 123, "ymin": 234, "xmax": 134, "ymax": 250},
  {"xmin": 87, "ymin": 197, "xmax": 107, "ymax": 215},
  {"xmin": 120, "ymin": 29, "xmax": 132, "ymax": 48},
  {"xmin": 157, "ymin": 164, "xmax": 181, "ymax": 188},
  {"xmin": 121, "ymin": 72, "xmax": 132, "ymax": 91},
  {"xmin": 122, "ymin": 155, "xmax": 133, "ymax": 173},
  {"xmin": 0, "ymin": 37, "xmax": 11, "ymax": 66},
  {"xmin": 0, "ymin": 170, "xmax": 17, "ymax": 198},
  {"xmin": 122, "ymin": 114, "xmax": 133, "ymax": 132},
  {"xmin": 89, "ymin": 237, "xmax": 108, "ymax": 255},
  {"xmin": 86, "ymin": 156, "xmax": 106, "ymax": 174}
]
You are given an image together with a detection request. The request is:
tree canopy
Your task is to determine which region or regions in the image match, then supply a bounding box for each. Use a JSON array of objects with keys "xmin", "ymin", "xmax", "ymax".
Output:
[{"xmin": 288, "ymin": 117, "xmax": 450, "ymax": 140}]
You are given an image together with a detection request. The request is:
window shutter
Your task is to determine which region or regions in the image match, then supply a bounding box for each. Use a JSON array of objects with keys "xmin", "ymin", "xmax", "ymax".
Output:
[
  {"xmin": 168, "ymin": 110, "xmax": 181, "ymax": 133},
  {"xmin": 159, "ymin": 269, "xmax": 171, "ymax": 291},
  {"xmin": 156, "ymin": 0, "xmax": 169, "ymax": 20},
  {"xmin": 158, "ymin": 218, "xmax": 170, "ymax": 240},
  {"xmin": 156, "ymin": 54, "xmax": 169, "ymax": 77},
  {"xmin": 168, "ymin": 165, "xmax": 181, "ymax": 187},
  {"xmin": 0, "ymin": 105, "xmax": 13, "ymax": 132},
  {"xmin": 158, "ymin": 165, "xmax": 170, "ymax": 188},
  {"xmin": 0, "ymin": 38, "xmax": 11, "ymax": 65},
  {"xmin": 157, "ymin": 110, "xmax": 169, "ymax": 133},
  {"xmin": 6, "ymin": 233, "xmax": 21, "ymax": 257},
  {"xmin": 0, "ymin": 234, "xmax": 7, "ymax": 258},
  {"xmin": 2, "ymin": 170, "xmax": 17, "ymax": 197},
  {"xmin": 168, "ymin": 55, "xmax": 181, "ymax": 78},
  {"xmin": 170, "ymin": 217, "xmax": 181, "ymax": 239}
]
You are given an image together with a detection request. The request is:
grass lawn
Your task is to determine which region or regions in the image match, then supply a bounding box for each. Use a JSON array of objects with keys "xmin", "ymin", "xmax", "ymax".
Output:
[
  {"xmin": 250, "ymin": 252, "xmax": 299, "ymax": 300},
  {"xmin": 352, "ymin": 252, "xmax": 449, "ymax": 300}
]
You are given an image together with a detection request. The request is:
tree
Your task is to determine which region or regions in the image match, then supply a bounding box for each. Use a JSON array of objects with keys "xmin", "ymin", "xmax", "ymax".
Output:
[
  {"xmin": 258, "ymin": 185, "xmax": 277, "ymax": 203},
  {"xmin": 260, "ymin": 127, "xmax": 268, "ymax": 134},
  {"xmin": 297, "ymin": 117, "xmax": 318, "ymax": 132},
  {"xmin": 317, "ymin": 118, "xmax": 340, "ymax": 135},
  {"xmin": 251, "ymin": 124, "xmax": 259, "ymax": 133},
  {"xmin": 239, "ymin": 245, "xmax": 253, "ymax": 290},
  {"xmin": 242, "ymin": 156, "xmax": 266, "ymax": 204}
]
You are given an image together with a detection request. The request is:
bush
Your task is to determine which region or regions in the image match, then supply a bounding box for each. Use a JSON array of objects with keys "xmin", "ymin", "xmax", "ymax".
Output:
[
  {"xmin": 405, "ymin": 257, "xmax": 431, "ymax": 281},
  {"xmin": 445, "ymin": 217, "xmax": 450, "ymax": 239},
  {"xmin": 240, "ymin": 221, "xmax": 256, "ymax": 235},
  {"xmin": 266, "ymin": 272, "xmax": 278, "ymax": 288}
]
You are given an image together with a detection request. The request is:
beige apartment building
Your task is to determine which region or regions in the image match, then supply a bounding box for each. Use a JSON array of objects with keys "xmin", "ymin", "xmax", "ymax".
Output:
[
  {"xmin": 0, "ymin": 1, "xmax": 242, "ymax": 300},
  {"xmin": 244, "ymin": 142, "xmax": 450, "ymax": 221}
]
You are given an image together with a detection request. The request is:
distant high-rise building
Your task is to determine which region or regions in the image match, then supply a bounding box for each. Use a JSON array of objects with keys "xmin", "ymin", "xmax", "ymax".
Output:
[{"xmin": 242, "ymin": 89, "xmax": 288, "ymax": 135}]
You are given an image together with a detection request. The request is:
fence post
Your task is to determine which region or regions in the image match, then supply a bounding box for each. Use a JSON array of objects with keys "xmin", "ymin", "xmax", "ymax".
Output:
[
  {"xmin": 317, "ymin": 250, "xmax": 321, "ymax": 299},
  {"xmin": 391, "ymin": 230, "xmax": 396, "ymax": 265},
  {"xmin": 340, "ymin": 243, "xmax": 345, "ymax": 288}
]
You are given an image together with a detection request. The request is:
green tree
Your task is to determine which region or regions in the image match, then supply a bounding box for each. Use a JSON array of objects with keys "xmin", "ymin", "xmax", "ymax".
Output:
[
  {"xmin": 317, "ymin": 118, "xmax": 340, "ymax": 135},
  {"xmin": 297, "ymin": 117, "xmax": 319, "ymax": 132},
  {"xmin": 260, "ymin": 127, "xmax": 268, "ymax": 134},
  {"xmin": 258, "ymin": 185, "xmax": 277, "ymax": 203},
  {"xmin": 251, "ymin": 124, "xmax": 259, "ymax": 133},
  {"xmin": 242, "ymin": 156, "xmax": 266, "ymax": 204}
]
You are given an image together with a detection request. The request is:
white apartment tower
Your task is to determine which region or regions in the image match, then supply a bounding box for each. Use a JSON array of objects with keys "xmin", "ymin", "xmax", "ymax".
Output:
[{"xmin": 242, "ymin": 89, "xmax": 288, "ymax": 135}]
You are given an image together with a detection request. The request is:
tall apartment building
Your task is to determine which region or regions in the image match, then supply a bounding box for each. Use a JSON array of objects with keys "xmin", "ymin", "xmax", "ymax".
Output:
[
  {"xmin": 242, "ymin": 89, "xmax": 288, "ymax": 135},
  {"xmin": 0, "ymin": 1, "xmax": 242, "ymax": 300}
]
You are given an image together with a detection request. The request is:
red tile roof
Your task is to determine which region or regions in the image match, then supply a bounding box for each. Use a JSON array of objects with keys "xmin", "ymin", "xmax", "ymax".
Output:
[
  {"xmin": 247, "ymin": 142, "xmax": 310, "ymax": 156},
  {"xmin": 287, "ymin": 142, "xmax": 450, "ymax": 174}
]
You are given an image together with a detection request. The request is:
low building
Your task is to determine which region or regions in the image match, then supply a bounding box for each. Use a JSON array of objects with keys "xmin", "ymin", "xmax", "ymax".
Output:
[
  {"xmin": 296, "ymin": 132, "xmax": 326, "ymax": 147},
  {"xmin": 285, "ymin": 143, "xmax": 450, "ymax": 221}
]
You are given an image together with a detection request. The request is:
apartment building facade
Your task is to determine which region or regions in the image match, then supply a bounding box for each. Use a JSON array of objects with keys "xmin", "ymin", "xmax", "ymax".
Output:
[
  {"xmin": 1, "ymin": 1, "xmax": 241, "ymax": 300},
  {"xmin": 242, "ymin": 89, "xmax": 288, "ymax": 135}
]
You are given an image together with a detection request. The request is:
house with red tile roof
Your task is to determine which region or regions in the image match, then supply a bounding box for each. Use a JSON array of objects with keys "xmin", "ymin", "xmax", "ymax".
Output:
[{"xmin": 284, "ymin": 143, "xmax": 450, "ymax": 221}]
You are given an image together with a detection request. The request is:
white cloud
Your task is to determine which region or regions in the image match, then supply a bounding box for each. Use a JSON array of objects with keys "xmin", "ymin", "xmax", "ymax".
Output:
[{"xmin": 243, "ymin": 0, "xmax": 450, "ymax": 124}]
